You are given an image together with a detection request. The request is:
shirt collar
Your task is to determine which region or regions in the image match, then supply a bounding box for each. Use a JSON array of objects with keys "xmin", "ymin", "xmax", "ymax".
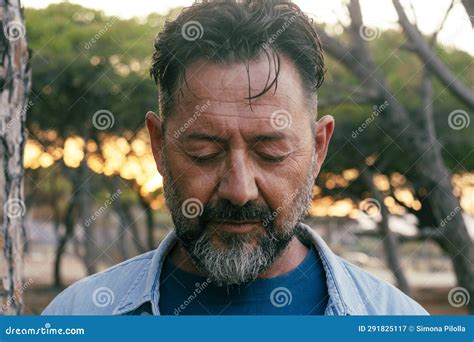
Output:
[
  {"xmin": 113, "ymin": 223, "xmax": 367, "ymax": 315},
  {"xmin": 297, "ymin": 223, "xmax": 368, "ymax": 315},
  {"xmin": 112, "ymin": 229, "xmax": 177, "ymax": 315}
]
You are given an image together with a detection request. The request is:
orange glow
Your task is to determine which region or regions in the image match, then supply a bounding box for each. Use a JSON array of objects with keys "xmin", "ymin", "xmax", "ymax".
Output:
[
  {"xmin": 131, "ymin": 138, "xmax": 147, "ymax": 156},
  {"xmin": 390, "ymin": 172, "xmax": 407, "ymax": 187},
  {"xmin": 63, "ymin": 136, "xmax": 85, "ymax": 168},
  {"xmin": 24, "ymin": 140, "xmax": 43, "ymax": 169},
  {"xmin": 86, "ymin": 140, "xmax": 98, "ymax": 153},
  {"xmin": 342, "ymin": 168, "xmax": 359, "ymax": 181},
  {"xmin": 39, "ymin": 152, "xmax": 54, "ymax": 168},
  {"xmin": 327, "ymin": 198, "xmax": 353, "ymax": 217},
  {"xmin": 87, "ymin": 153, "xmax": 104, "ymax": 174},
  {"xmin": 394, "ymin": 188, "xmax": 415, "ymax": 207},
  {"xmin": 374, "ymin": 174, "xmax": 390, "ymax": 191}
]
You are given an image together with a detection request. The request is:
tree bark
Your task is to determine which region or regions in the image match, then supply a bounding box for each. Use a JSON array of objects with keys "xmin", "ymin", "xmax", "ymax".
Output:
[{"xmin": 0, "ymin": 0, "xmax": 31, "ymax": 315}]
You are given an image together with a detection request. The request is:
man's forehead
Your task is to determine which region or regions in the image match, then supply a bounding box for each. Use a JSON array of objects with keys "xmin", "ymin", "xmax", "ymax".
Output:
[
  {"xmin": 174, "ymin": 55, "xmax": 306, "ymax": 114},
  {"xmin": 175, "ymin": 95, "xmax": 298, "ymax": 121},
  {"xmin": 179, "ymin": 108, "xmax": 293, "ymax": 137}
]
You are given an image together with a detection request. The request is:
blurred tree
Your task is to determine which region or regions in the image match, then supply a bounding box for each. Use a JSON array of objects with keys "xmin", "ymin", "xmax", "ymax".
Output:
[
  {"xmin": 316, "ymin": 0, "xmax": 473, "ymax": 313},
  {"xmin": 24, "ymin": 3, "xmax": 159, "ymax": 283}
]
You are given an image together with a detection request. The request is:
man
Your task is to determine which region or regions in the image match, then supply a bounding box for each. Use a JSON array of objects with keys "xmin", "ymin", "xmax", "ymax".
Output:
[{"xmin": 43, "ymin": 0, "xmax": 427, "ymax": 315}]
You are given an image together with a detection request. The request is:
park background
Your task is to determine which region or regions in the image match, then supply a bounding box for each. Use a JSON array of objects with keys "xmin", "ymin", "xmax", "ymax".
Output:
[{"xmin": 0, "ymin": 0, "xmax": 473, "ymax": 315}]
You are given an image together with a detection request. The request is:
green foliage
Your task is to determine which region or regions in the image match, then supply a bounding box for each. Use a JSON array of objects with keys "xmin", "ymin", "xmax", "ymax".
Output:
[{"xmin": 25, "ymin": 3, "xmax": 160, "ymax": 138}]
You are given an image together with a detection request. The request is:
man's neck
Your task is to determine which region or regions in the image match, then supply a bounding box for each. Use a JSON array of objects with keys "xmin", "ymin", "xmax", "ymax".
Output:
[{"xmin": 168, "ymin": 235, "xmax": 309, "ymax": 279}]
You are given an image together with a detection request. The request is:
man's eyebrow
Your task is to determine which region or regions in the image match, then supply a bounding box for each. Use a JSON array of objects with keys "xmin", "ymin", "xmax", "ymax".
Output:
[
  {"xmin": 250, "ymin": 132, "xmax": 288, "ymax": 143},
  {"xmin": 183, "ymin": 132, "xmax": 289, "ymax": 144}
]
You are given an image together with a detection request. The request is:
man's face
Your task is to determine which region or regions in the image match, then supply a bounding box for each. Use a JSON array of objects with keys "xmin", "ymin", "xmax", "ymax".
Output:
[{"xmin": 147, "ymin": 54, "xmax": 334, "ymax": 285}]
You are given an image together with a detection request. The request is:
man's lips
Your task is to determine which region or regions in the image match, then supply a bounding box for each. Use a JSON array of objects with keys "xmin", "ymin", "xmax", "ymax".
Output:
[{"xmin": 209, "ymin": 220, "xmax": 261, "ymax": 234}]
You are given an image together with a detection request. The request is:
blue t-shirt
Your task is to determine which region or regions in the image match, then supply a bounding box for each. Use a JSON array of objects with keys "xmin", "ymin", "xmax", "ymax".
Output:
[{"xmin": 158, "ymin": 245, "xmax": 329, "ymax": 315}]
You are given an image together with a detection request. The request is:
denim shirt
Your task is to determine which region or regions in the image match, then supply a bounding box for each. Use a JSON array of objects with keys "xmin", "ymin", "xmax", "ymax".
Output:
[{"xmin": 42, "ymin": 223, "xmax": 428, "ymax": 315}]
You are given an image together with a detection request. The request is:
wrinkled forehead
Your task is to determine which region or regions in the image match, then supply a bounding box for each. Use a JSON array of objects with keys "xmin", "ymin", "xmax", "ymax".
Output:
[{"xmin": 172, "ymin": 54, "xmax": 309, "ymax": 119}]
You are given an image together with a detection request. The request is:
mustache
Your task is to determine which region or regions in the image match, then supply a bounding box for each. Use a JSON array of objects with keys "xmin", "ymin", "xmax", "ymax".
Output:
[{"xmin": 199, "ymin": 200, "xmax": 273, "ymax": 224}]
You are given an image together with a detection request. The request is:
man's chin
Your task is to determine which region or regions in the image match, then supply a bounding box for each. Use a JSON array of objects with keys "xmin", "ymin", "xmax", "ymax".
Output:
[
  {"xmin": 180, "ymin": 221, "xmax": 296, "ymax": 286},
  {"xmin": 187, "ymin": 230, "xmax": 269, "ymax": 286}
]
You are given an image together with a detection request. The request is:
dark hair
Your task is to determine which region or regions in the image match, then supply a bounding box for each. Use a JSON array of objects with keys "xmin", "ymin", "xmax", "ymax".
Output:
[{"xmin": 150, "ymin": 0, "xmax": 325, "ymax": 119}]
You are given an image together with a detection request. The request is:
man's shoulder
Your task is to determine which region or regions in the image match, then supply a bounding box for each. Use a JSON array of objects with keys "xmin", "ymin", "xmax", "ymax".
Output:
[
  {"xmin": 42, "ymin": 250, "xmax": 155, "ymax": 315},
  {"xmin": 337, "ymin": 257, "xmax": 429, "ymax": 315}
]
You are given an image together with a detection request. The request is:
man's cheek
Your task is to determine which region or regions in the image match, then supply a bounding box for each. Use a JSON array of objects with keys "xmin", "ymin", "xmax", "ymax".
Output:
[
  {"xmin": 267, "ymin": 191, "xmax": 303, "ymax": 226},
  {"xmin": 178, "ymin": 169, "xmax": 218, "ymax": 196}
]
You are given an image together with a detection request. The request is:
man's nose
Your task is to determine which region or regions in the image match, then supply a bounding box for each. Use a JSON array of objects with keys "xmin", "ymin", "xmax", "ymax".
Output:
[{"xmin": 217, "ymin": 150, "xmax": 258, "ymax": 207}]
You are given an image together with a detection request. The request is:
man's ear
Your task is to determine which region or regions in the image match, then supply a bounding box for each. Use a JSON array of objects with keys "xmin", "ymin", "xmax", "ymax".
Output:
[
  {"xmin": 146, "ymin": 111, "xmax": 165, "ymax": 176},
  {"xmin": 313, "ymin": 115, "xmax": 335, "ymax": 178}
]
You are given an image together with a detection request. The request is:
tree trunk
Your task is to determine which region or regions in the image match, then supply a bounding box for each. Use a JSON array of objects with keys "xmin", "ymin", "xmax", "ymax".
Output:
[
  {"xmin": 112, "ymin": 177, "xmax": 130, "ymax": 260},
  {"xmin": 53, "ymin": 189, "xmax": 78, "ymax": 288},
  {"xmin": 138, "ymin": 195, "xmax": 154, "ymax": 250},
  {"xmin": 113, "ymin": 178, "xmax": 146, "ymax": 255},
  {"xmin": 0, "ymin": 0, "xmax": 31, "ymax": 315},
  {"xmin": 362, "ymin": 168, "xmax": 411, "ymax": 295},
  {"xmin": 78, "ymin": 160, "xmax": 97, "ymax": 276}
]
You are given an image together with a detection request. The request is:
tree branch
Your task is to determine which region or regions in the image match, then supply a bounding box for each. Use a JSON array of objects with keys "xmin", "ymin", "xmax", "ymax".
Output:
[
  {"xmin": 461, "ymin": 0, "xmax": 474, "ymax": 28},
  {"xmin": 392, "ymin": 0, "xmax": 474, "ymax": 107},
  {"xmin": 430, "ymin": 0, "xmax": 454, "ymax": 45}
]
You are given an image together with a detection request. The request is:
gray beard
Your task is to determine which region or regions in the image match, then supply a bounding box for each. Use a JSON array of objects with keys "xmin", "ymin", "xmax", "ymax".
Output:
[
  {"xmin": 189, "ymin": 225, "xmax": 292, "ymax": 286},
  {"xmin": 162, "ymin": 151, "xmax": 316, "ymax": 286}
]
